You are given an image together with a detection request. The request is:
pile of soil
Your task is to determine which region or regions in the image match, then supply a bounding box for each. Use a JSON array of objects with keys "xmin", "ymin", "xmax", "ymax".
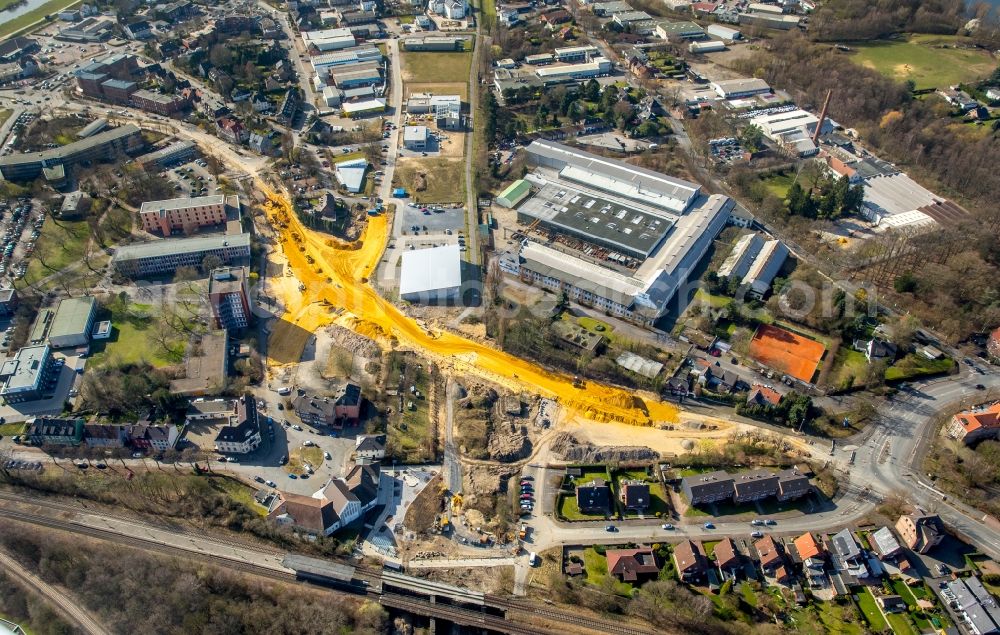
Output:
[
  {"xmin": 550, "ymin": 432, "xmax": 660, "ymax": 463},
  {"xmin": 329, "ymin": 325, "xmax": 380, "ymax": 359}
]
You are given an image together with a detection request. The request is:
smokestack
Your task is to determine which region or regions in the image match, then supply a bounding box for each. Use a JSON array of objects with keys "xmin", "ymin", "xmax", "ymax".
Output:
[{"xmin": 812, "ymin": 89, "xmax": 832, "ymax": 146}]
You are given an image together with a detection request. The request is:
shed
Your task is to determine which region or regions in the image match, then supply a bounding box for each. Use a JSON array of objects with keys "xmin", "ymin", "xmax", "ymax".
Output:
[{"xmin": 496, "ymin": 179, "xmax": 532, "ymax": 208}]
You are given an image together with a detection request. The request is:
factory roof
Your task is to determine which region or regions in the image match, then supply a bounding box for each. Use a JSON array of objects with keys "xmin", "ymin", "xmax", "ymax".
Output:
[
  {"xmin": 711, "ymin": 77, "xmax": 771, "ymax": 97},
  {"xmin": 526, "ymin": 139, "xmax": 700, "ymax": 213},
  {"xmin": 718, "ymin": 232, "xmax": 763, "ymax": 279},
  {"xmin": 522, "ymin": 240, "xmax": 643, "ymax": 306},
  {"xmin": 656, "ymin": 19, "xmax": 705, "ymax": 35},
  {"xmin": 863, "ymin": 173, "xmax": 940, "ymax": 218},
  {"xmin": 517, "ymin": 178, "xmax": 674, "ymax": 257},
  {"xmin": 139, "ymin": 195, "xmax": 225, "ymax": 214},
  {"xmin": 112, "ymin": 233, "xmax": 250, "ymax": 262},
  {"xmin": 399, "ymin": 244, "xmax": 462, "ymax": 296},
  {"xmin": 341, "ymin": 98, "xmax": 386, "ymax": 114}
]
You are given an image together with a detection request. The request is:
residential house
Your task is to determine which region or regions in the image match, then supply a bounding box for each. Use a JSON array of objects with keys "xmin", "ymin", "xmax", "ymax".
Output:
[
  {"xmin": 291, "ymin": 383, "xmax": 362, "ymax": 428},
  {"xmin": 865, "ymin": 338, "xmax": 897, "ymax": 363},
  {"xmin": 145, "ymin": 425, "xmax": 179, "ymax": 451},
  {"xmin": 619, "ymin": 479, "xmax": 650, "ymax": 511},
  {"xmin": 895, "ymin": 514, "xmax": 944, "ymax": 554},
  {"xmin": 714, "ymin": 538, "xmax": 741, "ymax": 578},
  {"xmin": 541, "ymin": 9, "xmax": 572, "ymax": 28},
  {"xmin": 269, "ymin": 463, "xmax": 381, "ymax": 536},
  {"xmin": 754, "ymin": 535, "xmax": 785, "ymax": 576},
  {"xmin": 732, "ymin": 469, "xmax": 780, "ymax": 503},
  {"xmin": 869, "ymin": 526, "xmax": 902, "ymax": 559},
  {"xmin": 606, "ymin": 548, "xmax": 659, "ymax": 583},
  {"xmin": 776, "ymin": 469, "xmax": 811, "ymax": 501},
  {"xmin": 26, "ymin": 417, "xmax": 85, "ymax": 446},
  {"xmin": 576, "ymin": 477, "xmax": 611, "ymax": 513},
  {"xmin": 673, "ymin": 540, "xmax": 707, "ymax": 583},
  {"xmin": 83, "ymin": 423, "xmax": 128, "ymax": 448},
  {"xmin": 213, "ymin": 393, "xmax": 261, "ymax": 454},
  {"xmin": 216, "ymin": 116, "xmax": 248, "ymax": 143},
  {"xmin": 746, "ymin": 384, "xmax": 781, "ymax": 407},
  {"xmin": 681, "ymin": 470, "xmax": 733, "ymax": 505},
  {"xmin": 793, "ymin": 532, "xmax": 826, "ymax": 587},
  {"xmin": 249, "ymin": 132, "xmax": 273, "ymax": 155},
  {"xmin": 355, "ymin": 434, "xmax": 386, "ymax": 461},
  {"xmin": 828, "ymin": 528, "xmax": 868, "ymax": 579},
  {"xmin": 946, "ymin": 402, "xmax": 1000, "ymax": 445}
]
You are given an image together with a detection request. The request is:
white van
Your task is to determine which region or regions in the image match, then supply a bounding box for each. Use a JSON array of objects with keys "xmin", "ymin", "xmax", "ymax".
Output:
[{"xmin": 276, "ymin": 386, "xmax": 291, "ymax": 395}]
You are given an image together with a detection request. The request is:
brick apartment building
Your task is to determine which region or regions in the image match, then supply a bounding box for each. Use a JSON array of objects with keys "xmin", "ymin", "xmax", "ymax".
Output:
[{"xmin": 139, "ymin": 195, "xmax": 227, "ymax": 235}]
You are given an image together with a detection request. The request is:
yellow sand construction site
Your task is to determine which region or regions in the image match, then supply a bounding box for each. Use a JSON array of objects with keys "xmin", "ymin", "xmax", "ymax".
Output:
[{"xmin": 262, "ymin": 186, "xmax": 687, "ymax": 428}]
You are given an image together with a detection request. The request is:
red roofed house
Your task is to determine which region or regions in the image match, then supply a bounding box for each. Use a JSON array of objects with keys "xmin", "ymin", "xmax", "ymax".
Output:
[
  {"xmin": 794, "ymin": 532, "xmax": 826, "ymax": 587},
  {"xmin": 754, "ymin": 535, "xmax": 786, "ymax": 578},
  {"xmin": 988, "ymin": 327, "xmax": 1000, "ymax": 362},
  {"xmin": 945, "ymin": 402, "xmax": 1000, "ymax": 445},
  {"xmin": 673, "ymin": 540, "xmax": 707, "ymax": 583},
  {"xmin": 714, "ymin": 537, "xmax": 741, "ymax": 576},
  {"xmin": 541, "ymin": 9, "xmax": 571, "ymax": 28},
  {"xmin": 606, "ymin": 548, "xmax": 660, "ymax": 583},
  {"xmin": 216, "ymin": 116, "xmax": 249, "ymax": 143},
  {"xmin": 691, "ymin": 2, "xmax": 718, "ymax": 14},
  {"xmin": 746, "ymin": 384, "xmax": 782, "ymax": 407}
]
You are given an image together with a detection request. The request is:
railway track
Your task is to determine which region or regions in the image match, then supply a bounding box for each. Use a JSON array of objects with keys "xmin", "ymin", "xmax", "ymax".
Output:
[{"xmin": 0, "ymin": 491, "xmax": 659, "ymax": 634}]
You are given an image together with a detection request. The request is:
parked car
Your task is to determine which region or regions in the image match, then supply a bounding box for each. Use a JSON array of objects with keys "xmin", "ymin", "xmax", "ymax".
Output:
[
  {"xmin": 751, "ymin": 530, "xmax": 764, "ymax": 538},
  {"xmin": 661, "ymin": 523, "xmax": 674, "ymax": 530},
  {"xmin": 605, "ymin": 525, "xmax": 618, "ymax": 532},
  {"xmin": 704, "ymin": 522, "xmax": 715, "ymax": 529}
]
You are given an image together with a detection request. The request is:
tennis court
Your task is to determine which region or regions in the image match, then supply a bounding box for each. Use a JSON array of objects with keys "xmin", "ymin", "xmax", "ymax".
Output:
[{"xmin": 749, "ymin": 324, "xmax": 825, "ymax": 383}]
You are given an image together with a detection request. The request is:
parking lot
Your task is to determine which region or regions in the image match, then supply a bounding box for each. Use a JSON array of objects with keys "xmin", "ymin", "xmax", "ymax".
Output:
[
  {"xmin": 399, "ymin": 204, "xmax": 466, "ymax": 234},
  {"xmin": 0, "ymin": 198, "xmax": 44, "ymax": 284},
  {"xmin": 161, "ymin": 159, "xmax": 220, "ymax": 200}
]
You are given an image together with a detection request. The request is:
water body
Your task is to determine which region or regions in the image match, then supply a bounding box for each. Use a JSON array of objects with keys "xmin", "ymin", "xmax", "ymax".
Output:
[{"xmin": 0, "ymin": 0, "xmax": 66, "ymax": 27}]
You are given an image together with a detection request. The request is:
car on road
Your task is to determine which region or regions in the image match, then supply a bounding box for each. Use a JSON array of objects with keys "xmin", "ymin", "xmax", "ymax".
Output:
[
  {"xmin": 750, "ymin": 530, "xmax": 764, "ymax": 538},
  {"xmin": 266, "ymin": 480, "xmax": 277, "ymax": 488},
  {"xmin": 605, "ymin": 525, "xmax": 618, "ymax": 532},
  {"xmin": 288, "ymin": 473, "xmax": 297, "ymax": 479},
  {"xmin": 661, "ymin": 523, "xmax": 674, "ymax": 530},
  {"xmin": 976, "ymin": 384, "xmax": 986, "ymax": 390},
  {"xmin": 226, "ymin": 457, "xmax": 238, "ymax": 463},
  {"xmin": 703, "ymin": 522, "xmax": 715, "ymax": 529},
  {"xmin": 324, "ymin": 451, "xmax": 331, "ymax": 460},
  {"xmin": 751, "ymin": 519, "xmax": 764, "ymax": 526},
  {"xmin": 279, "ymin": 455, "xmax": 288, "ymax": 465},
  {"xmin": 303, "ymin": 440, "xmax": 316, "ymax": 447},
  {"xmin": 292, "ymin": 425, "xmax": 303, "ymax": 431},
  {"xmin": 764, "ymin": 519, "xmax": 776, "ymax": 526},
  {"xmin": 254, "ymin": 475, "xmax": 265, "ymax": 483}
]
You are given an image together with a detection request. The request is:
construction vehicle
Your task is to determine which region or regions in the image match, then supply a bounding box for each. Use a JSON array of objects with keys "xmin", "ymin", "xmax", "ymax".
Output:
[
  {"xmin": 572, "ymin": 375, "xmax": 584, "ymax": 388},
  {"xmin": 518, "ymin": 523, "xmax": 529, "ymax": 540},
  {"xmin": 451, "ymin": 493, "xmax": 462, "ymax": 511}
]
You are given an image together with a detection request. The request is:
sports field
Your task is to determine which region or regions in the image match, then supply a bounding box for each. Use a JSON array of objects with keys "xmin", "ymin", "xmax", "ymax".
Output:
[
  {"xmin": 850, "ymin": 35, "xmax": 996, "ymax": 90},
  {"xmin": 749, "ymin": 324, "xmax": 826, "ymax": 383}
]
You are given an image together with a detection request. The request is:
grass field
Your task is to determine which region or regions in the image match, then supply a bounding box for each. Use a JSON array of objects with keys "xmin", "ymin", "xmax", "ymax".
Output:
[
  {"xmin": 88, "ymin": 304, "xmax": 191, "ymax": 369},
  {"xmin": 0, "ymin": 422, "xmax": 25, "ymax": 436},
  {"xmin": 285, "ymin": 445, "xmax": 324, "ymax": 475},
  {"xmin": 213, "ymin": 477, "xmax": 268, "ymax": 516},
  {"xmin": 557, "ymin": 492, "xmax": 605, "ymax": 520},
  {"xmin": 854, "ymin": 587, "xmax": 889, "ymax": 632},
  {"xmin": 21, "ymin": 218, "xmax": 90, "ymax": 287},
  {"xmin": 0, "ymin": 109, "xmax": 12, "ymax": 128},
  {"xmin": 829, "ymin": 348, "xmax": 869, "ymax": 389},
  {"xmin": 790, "ymin": 601, "xmax": 865, "ymax": 635},
  {"xmin": 394, "ymin": 157, "xmax": 465, "ymax": 203},
  {"xmin": 885, "ymin": 354, "xmax": 954, "ymax": 381},
  {"xmin": 386, "ymin": 352, "xmax": 434, "ymax": 463},
  {"xmin": 0, "ymin": 0, "xmax": 79, "ymax": 38},
  {"xmin": 694, "ymin": 288, "xmax": 733, "ymax": 309},
  {"xmin": 400, "ymin": 50, "xmax": 473, "ymax": 84},
  {"xmin": 886, "ymin": 613, "xmax": 917, "ymax": 635},
  {"xmin": 849, "ymin": 35, "xmax": 997, "ymax": 90},
  {"xmin": 761, "ymin": 172, "xmax": 795, "ymax": 199}
]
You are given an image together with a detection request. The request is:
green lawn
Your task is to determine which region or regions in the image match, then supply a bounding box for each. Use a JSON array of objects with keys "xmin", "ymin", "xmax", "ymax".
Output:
[
  {"xmin": 829, "ymin": 348, "xmax": 869, "ymax": 390},
  {"xmin": 398, "ymin": 14, "xmax": 415, "ymax": 23},
  {"xmin": 849, "ymin": 34, "xmax": 997, "ymax": 90},
  {"xmin": 0, "ymin": 422, "xmax": 25, "ymax": 436},
  {"xmin": 88, "ymin": 310, "xmax": 186, "ymax": 369},
  {"xmin": 401, "ymin": 49, "xmax": 473, "ymax": 84},
  {"xmin": 610, "ymin": 469, "xmax": 670, "ymax": 518},
  {"xmin": 885, "ymin": 354, "xmax": 954, "ymax": 381},
  {"xmin": 582, "ymin": 547, "xmax": 634, "ymax": 596},
  {"xmin": 0, "ymin": 109, "xmax": 12, "ymax": 128},
  {"xmin": 739, "ymin": 582, "xmax": 757, "ymax": 608},
  {"xmin": 557, "ymin": 492, "xmax": 607, "ymax": 520},
  {"xmin": 803, "ymin": 601, "xmax": 866, "ymax": 635},
  {"xmin": 386, "ymin": 354, "xmax": 434, "ymax": 463},
  {"xmin": 761, "ymin": 172, "xmax": 795, "ymax": 199},
  {"xmin": 855, "ymin": 587, "xmax": 889, "ymax": 632},
  {"xmin": 211, "ymin": 477, "xmax": 268, "ymax": 517},
  {"xmin": 0, "ymin": 0, "xmax": 81, "ymax": 38},
  {"xmin": 21, "ymin": 219, "xmax": 90, "ymax": 287},
  {"xmin": 886, "ymin": 613, "xmax": 917, "ymax": 635},
  {"xmin": 694, "ymin": 288, "xmax": 733, "ymax": 309}
]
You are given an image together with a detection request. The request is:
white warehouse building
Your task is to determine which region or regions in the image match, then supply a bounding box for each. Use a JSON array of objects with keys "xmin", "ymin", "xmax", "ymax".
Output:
[
  {"xmin": 535, "ymin": 58, "xmax": 611, "ymax": 82},
  {"xmin": 399, "ymin": 244, "xmax": 463, "ymax": 304}
]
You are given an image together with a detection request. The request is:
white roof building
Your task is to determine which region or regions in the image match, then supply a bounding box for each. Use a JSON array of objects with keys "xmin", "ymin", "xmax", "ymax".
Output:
[
  {"xmin": 399, "ymin": 244, "xmax": 462, "ymax": 303},
  {"xmin": 741, "ymin": 239, "xmax": 787, "ymax": 298},
  {"xmin": 302, "ymin": 28, "xmax": 357, "ymax": 51},
  {"xmin": 335, "ymin": 158, "xmax": 367, "ymax": 193},
  {"xmin": 718, "ymin": 232, "xmax": 764, "ymax": 279},
  {"xmin": 711, "ymin": 77, "xmax": 771, "ymax": 99}
]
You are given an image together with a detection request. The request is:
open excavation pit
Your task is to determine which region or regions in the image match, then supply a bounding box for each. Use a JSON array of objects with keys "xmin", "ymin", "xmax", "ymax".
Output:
[{"xmin": 261, "ymin": 185, "xmax": 680, "ymax": 427}]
